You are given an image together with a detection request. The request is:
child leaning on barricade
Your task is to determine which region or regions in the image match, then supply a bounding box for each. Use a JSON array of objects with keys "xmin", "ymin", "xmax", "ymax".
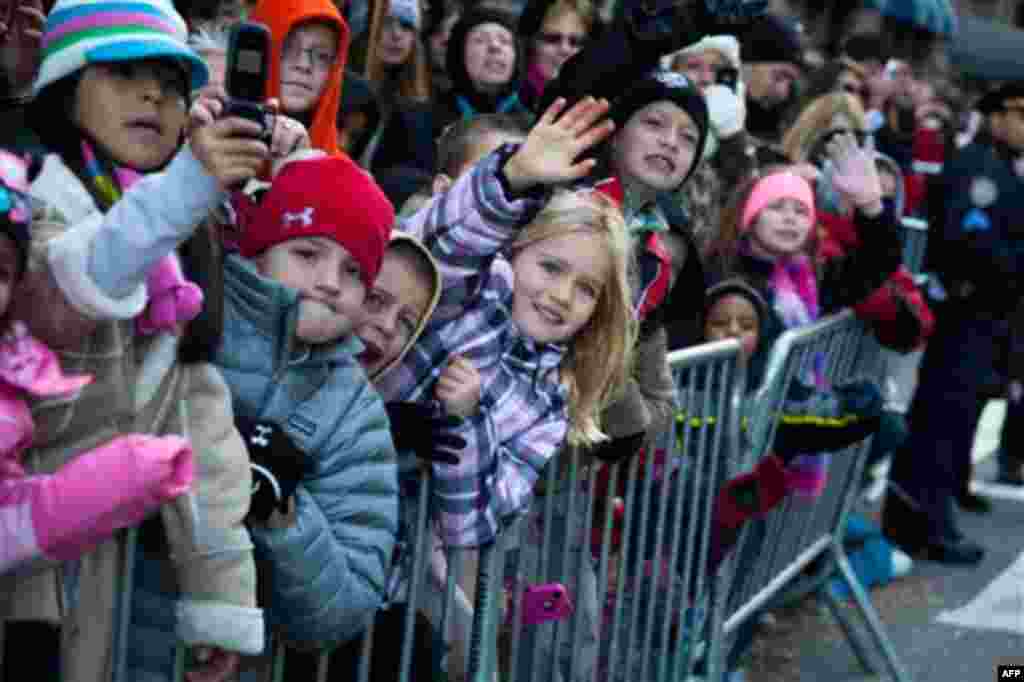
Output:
[
  {"xmin": 501, "ymin": 66, "xmax": 714, "ymax": 682},
  {"xmin": 206, "ymin": 149, "xmax": 400, "ymax": 673},
  {"xmin": 0, "ymin": 152, "xmax": 194, "ymax": 579},
  {"xmin": 370, "ymin": 96, "xmax": 636, "ymax": 680},
  {"xmin": 280, "ymin": 231, "xmax": 450, "ymax": 682},
  {"xmin": 585, "ymin": 277, "xmax": 885, "ymax": 681},
  {"xmin": 1, "ymin": 1, "xmax": 272, "ymax": 679},
  {"xmin": 344, "ymin": 114, "xmax": 531, "ymax": 682},
  {"xmin": 704, "ymin": 135, "xmax": 903, "ymax": 499}
]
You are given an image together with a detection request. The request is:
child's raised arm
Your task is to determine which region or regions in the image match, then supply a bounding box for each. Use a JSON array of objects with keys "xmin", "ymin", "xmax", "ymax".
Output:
[
  {"xmin": 431, "ymin": 403, "xmax": 568, "ymax": 547},
  {"xmin": 45, "ymin": 93, "xmax": 268, "ymax": 320},
  {"xmin": 818, "ymin": 133, "xmax": 903, "ymax": 313},
  {"xmin": 400, "ymin": 98, "xmax": 614, "ymax": 310}
]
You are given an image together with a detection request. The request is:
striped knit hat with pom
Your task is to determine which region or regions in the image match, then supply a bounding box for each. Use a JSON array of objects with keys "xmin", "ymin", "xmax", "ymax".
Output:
[{"xmin": 34, "ymin": 0, "xmax": 209, "ymax": 96}]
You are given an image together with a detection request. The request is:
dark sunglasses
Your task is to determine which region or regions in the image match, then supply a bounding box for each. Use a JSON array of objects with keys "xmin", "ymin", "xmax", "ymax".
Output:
[
  {"xmin": 820, "ymin": 128, "xmax": 868, "ymax": 146},
  {"xmin": 537, "ymin": 31, "xmax": 586, "ymax": 49}
]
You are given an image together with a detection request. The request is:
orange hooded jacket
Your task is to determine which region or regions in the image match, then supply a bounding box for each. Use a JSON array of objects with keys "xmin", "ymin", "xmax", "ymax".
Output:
[{"xmin": 251, "ymin": 0, "xmax": 348, "ymax": 156}]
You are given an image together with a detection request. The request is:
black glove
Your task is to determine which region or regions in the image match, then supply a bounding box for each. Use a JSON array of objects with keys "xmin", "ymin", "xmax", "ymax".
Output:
[
  {"xmin": 385, "ymin": 402, "xmax": 465, "ymax": 465},
  {"xmin": 587, "ymin": 431, "xmax": 646, "ymax": 463},
  {"xmin": 236, "ymin": 416, "xmax": 309, "ymax": 524},
  {"xmin": 773, "ymin": 380, "xmax": 884, "ymax": 462}
]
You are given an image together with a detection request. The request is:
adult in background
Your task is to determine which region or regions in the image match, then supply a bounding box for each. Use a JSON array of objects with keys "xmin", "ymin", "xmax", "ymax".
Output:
[
  {"xmin": 174, "ymin": 0, "xmax": 246, "ymax": 30},
  {"xmin": 358, "ymin": 0, "xmax": 436, "ymax": 173},
  {"xmin": 884, "ymin": 83, "xmax": 1024, "ymax": 565},
  {"xmin": 735, "ymin": 11, "xmax": 805, "ymax": 160},
  {"xmin": 665, "ymin": 34, "xmax": 754, "ymax": 253},
  {"xmin": 801, "ymin": 56, "xmax": 870, "ymax": 112},
  {"xmin": 433, "ymin": 5, "xmax": 530, "ymax": 136},
  {"xmin": 188, "ymin": 24, "xmax": 230, "ymax": 89},
  {"xmin": 425, "ymin": 0, "xmax": 461, "ymax": 97},
  {"xmin": 517, "ymin": 0, "xmax": 599, "ymax": 112},
  {"xmin": 0, "ymin": 0, "xmax": 45, "ymax": 153}
]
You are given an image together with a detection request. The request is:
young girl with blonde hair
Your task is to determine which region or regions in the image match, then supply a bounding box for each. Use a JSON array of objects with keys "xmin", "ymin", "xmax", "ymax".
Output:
[{"xmin": 379, "ymin": 95, "xmax": 635, "ymax": 547}]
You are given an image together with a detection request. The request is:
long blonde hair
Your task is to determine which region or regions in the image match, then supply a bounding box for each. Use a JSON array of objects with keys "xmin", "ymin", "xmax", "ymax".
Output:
[
  {"xmin": 781, "ymin": 92, "xmax": 867, "ymax": 163},
  {"xmin": 509, "ymin": 190, "xmax": 636, "ymax": 448},
  {"xmin": 365, "ymin": 6, "xmax": 433, "ymax": 102}
]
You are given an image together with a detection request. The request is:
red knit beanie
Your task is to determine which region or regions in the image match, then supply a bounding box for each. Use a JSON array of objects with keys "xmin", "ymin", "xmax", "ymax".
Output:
[{"xmin": 239, "ymin": 155, "xmax": 395, "ymax": 287}]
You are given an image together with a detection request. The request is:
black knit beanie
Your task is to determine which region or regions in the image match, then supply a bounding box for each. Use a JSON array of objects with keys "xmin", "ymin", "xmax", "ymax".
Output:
[
  {"xmin": 703, "ymin": 278, "xmax": 768, "ymax": 329},
  {"xmin": 610, "ymin": 69, "xmax": 710, "ymax": 186},
  {"xmin": 445, "ymin": 6, "xmax": 521, "ymax": 100}
]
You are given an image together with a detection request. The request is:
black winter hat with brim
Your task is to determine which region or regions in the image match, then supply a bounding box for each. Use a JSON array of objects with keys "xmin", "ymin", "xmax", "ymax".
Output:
[
  {"xmin": 704, "ymin": 278, "xmax": 768, "ymax": 327},
  {"xmin": 446, "ymin": 6, "xmax": 522, "ymax": 104},
  {"xmin": 977, "ymin": 82, "xmax": 1024, "ymax": 116},
  {"xmin": 610, "ymin": 69, "xmax": 710, "ymax": 187},
  {"xmin": 737, "ymin": 12, "xmax": 804, "ymax": 67}
]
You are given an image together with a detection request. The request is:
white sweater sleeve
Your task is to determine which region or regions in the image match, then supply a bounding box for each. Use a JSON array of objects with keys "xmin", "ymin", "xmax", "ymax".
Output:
[{"xmin": 47, "ymin": 146, "xmax": 224, "ymax": 319}]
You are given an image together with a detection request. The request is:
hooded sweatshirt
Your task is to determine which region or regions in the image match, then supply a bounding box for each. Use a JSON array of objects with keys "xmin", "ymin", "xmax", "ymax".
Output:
[
  {"xmin": 369, "ymin": 233, "xmax": 443, "ymax": 385},
  {"xmin": 433, "ymin": 6, "xmax": 530, "ymax": 137},
  {"xmin": 250, "ymin": 0, "xmax": 349, "ymax": 156}
]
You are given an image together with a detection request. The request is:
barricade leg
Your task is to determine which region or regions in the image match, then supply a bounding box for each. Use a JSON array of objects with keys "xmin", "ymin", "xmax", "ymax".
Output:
[
  {"xmin": 830, "ymin": 546, "xmax": 911, "ymax": 682},
  {"xmin": 112, "ymin": 527, "xmax": 137, "ymax": 682},
  {"xmin": 818, "ymin": 581, "xmax": 879, "ymax": 674},
  {"xmin": 469, "ymin": 540, "xmax": 502, "ymax": 682}
]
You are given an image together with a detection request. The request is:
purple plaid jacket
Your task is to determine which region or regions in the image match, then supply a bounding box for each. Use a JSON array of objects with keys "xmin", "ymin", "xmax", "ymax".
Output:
[{"xmin": 378, "ymin": 149, "xmax": 570, "ymax": 548}]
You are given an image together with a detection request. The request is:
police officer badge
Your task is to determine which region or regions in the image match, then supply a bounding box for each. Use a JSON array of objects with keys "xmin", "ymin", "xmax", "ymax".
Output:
[{"xmin": 969, "ymin": 176, "xmax": 998, "ymax": 209}]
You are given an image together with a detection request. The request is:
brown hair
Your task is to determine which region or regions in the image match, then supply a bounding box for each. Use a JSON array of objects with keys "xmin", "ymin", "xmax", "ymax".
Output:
[
  {"xmin": 364, "ymin": 4, "xmax": 433, "ymax": 102},
  {"xmin": 540, "ymin": 0, "xmax": 596, "ymax": 34},
  {"xmin": 703, "ymin": 164, "xmax": 796, "ymax": 284},
  {"xmin": 436, "ymin": 112, "xmax": 531, "ymax": 176}
]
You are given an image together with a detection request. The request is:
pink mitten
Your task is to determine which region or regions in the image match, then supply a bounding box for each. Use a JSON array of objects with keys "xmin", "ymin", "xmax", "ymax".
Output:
[
  {"xmin": 137, "ymin": 255, "xmax": 204, "ymax": 335},
  {"xmin": 0, "ymin": 387, "xmax": 33, "ymax": 477},
  {"xmin": 0, "ymin": 322, "xmax": 91, "ymax": 398},
  {"xmin": 30, "ymin": 434, "xmax": 194, "ymax": 561}
]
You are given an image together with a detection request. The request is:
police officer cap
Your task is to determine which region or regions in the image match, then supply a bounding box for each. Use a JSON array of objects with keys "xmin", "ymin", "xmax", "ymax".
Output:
[{"xmin": 977, "ymin": 82, "xmax": 1024, "ymax": 116}]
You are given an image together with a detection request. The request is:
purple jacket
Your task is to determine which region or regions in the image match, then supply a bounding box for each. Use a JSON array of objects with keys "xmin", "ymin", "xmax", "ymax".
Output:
[{"xmin": 379, "ymin": 148, "xmax": 569, "ymax": 547}]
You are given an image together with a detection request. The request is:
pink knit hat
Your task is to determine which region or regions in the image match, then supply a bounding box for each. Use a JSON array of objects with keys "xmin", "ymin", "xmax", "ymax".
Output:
[{"xmin": 740, "ymin": 171, "xmax": 816, "ymax": 235}]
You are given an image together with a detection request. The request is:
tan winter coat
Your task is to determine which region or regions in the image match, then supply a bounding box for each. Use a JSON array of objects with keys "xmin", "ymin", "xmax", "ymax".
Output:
[{"xmin": 0, "ymin": 152, "xmax": 262, "ymax": 681}]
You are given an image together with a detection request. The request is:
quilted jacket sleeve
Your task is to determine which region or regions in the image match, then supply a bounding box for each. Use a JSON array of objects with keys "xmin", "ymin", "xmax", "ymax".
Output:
[
  {"xmin": 249, "ymin": 373, "xmax": 399, "ymax": 649},
  {"xmin": 398, "ymin": 149, "xmax": 541, "ymax": 318}
]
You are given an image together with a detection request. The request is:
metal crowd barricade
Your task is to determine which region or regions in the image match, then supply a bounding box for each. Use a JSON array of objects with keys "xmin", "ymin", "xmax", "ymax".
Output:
[
  {"xmin": 165, "ymin": 461, "xmax": 501, "ymax": 682},
  {"xmin": 160, "ymin": 338, "xmax": 746, "ymax": 682},
  {"xmin": 149, "ymin": 316, "xmax": 905, "ymax": 682},
  {"xmin": 717, "ymin": 310, "xmax": 909, "ymax": 682},
  {"xmin": 491, "ymin": 338, "xmax": 746, "ymax": 682},
  {"xmin": 899, "ymin": 217, "xmax": 929, "ymax": 276}
]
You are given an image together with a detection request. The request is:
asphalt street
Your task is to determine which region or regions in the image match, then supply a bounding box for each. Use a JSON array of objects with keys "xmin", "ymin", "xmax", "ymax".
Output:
[{"xmin": 775, "ymin": 401, "xmax": 1024, "ymax": 682}]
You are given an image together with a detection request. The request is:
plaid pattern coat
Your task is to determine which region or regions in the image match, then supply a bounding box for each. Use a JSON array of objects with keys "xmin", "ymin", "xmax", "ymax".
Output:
[{"xmin": 380, "ymin": 148, "xmax": 570, "ymax": 548}]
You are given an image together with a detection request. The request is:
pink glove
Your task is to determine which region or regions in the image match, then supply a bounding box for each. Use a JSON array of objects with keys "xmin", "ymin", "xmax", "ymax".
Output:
[
  {"xmin": 0, "ymin": 434, "xmax": 195, "ymax": 573},
  {"xmin": 826, "ymin": 131, "xmax": 883, "ymax": 212},
  {"xmin": 137, "ymin": 255, "xmax": 204, "ymax": 335},
  {"xmin": 0, "ymin": 321, "xmax": 91, "ymax": 398},
  {"xmin": 0, "ymin": 387, "xmax": 33, "ymax": 477}
]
